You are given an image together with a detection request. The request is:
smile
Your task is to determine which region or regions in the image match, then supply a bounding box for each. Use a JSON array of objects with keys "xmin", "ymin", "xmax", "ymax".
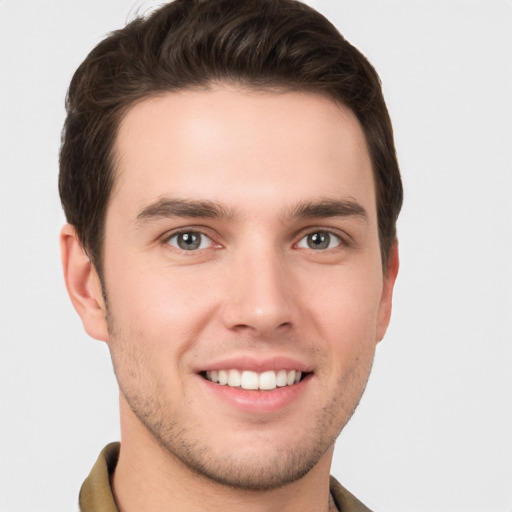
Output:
[{"xmin": 204, "ymin": 369, "xmax": 303, "ymax": 390}]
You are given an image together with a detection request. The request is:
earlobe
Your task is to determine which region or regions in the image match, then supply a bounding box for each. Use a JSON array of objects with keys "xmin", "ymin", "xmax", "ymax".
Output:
[
  {"xmin": 60, "ymin": 224, "xmax": 109, "ymax": 342},
  {"xmin": 376, "ymin": 241, "xmax": 399, "ymax": 342}
]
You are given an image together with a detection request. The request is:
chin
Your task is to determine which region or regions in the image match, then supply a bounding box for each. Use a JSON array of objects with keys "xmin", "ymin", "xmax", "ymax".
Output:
[
  {"xmin": 139, "ymin": 402, "xmax": 343, "ymax": 492},
  {"xmin": 165, "ymin": 440, "xmax": 329, "ymax": 491}
]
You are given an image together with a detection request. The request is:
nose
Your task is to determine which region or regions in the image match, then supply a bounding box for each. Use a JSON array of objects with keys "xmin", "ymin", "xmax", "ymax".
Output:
[{"xmin": 220, "ymin": 246, "xmax": 297, "ymax": 337}]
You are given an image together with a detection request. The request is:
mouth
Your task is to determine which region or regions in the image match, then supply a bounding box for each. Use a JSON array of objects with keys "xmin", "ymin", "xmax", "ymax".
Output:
[
  {"xmin": 197, "ymin": 359, "xmax": 314, "ymax": 414},
  {"xmin": 201, "ymin": 369, "xmax": 308, "ymax": 391}
]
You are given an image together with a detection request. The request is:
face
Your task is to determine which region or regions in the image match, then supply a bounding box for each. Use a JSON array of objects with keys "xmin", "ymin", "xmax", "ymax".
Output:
[{"xmin": 96, "ymin": 86, "xmax": 397, "ymax": 489}]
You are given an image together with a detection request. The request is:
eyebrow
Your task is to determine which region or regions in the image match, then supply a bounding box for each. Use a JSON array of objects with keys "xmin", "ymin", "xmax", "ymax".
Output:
[
  {"xmin": 135, "ymin": 197, "xmax": 368, "ymax": 225},
  {"xmin": 136, "ymin": 198, "xmax": 236, "ymax": 224},
  {"xmin": 286, "ymin": 198, "xmax": 368, "ymax": 222}
]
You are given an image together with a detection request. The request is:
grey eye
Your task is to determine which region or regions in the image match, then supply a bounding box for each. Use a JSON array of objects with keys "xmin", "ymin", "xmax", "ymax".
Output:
[
  {"xmin": 297, "ymin": 231, "xmax": 342, "ymax": 250},
  {"xmin": 167, "ymin": 232, "xmax": 210, "ymax": 251}
]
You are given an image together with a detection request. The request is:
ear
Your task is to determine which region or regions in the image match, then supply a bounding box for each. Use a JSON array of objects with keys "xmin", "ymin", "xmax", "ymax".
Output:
[
  {"xmin": 60, "ymin": 224, "xmax": 109, "ymax": 342},
  {"xmin": 376, "ymin": 240, "xmax": 399, "ymax": 342}
]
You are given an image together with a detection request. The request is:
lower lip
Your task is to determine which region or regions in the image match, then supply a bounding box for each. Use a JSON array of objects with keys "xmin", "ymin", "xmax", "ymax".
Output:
[{"xmin": 199, "ymin": 374, "xmax": 312, "ymax": 415}]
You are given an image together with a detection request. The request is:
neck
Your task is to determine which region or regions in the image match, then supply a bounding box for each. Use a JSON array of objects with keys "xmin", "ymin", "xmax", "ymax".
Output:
[{"xmin": 112, "ymin": 400, "xmax": 336, "ymax": 512}]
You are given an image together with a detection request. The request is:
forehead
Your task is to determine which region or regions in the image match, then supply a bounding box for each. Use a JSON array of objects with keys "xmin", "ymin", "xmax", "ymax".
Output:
[{"xmin": 111, "ymin": 86, "xmax": 375, "ymax": 220}]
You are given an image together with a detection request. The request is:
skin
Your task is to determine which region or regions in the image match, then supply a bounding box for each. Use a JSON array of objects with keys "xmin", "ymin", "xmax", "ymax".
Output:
[{"xmin": 61, "ymin": 85, "xmax": 399, "ymax": 512}]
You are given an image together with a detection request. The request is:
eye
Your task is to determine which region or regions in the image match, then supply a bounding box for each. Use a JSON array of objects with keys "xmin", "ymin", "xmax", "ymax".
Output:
[
  {"xmin": 166, "ymin": 231, "xmax": 212, "ymax": 251},
  {"xmin": 297, "ymin": 231, "xmax": 342, "ymax": 250}
]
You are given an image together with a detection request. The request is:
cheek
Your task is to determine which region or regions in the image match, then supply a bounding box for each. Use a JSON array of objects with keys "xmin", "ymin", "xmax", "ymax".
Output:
[
  {"xmin": 298, "ymin": 265, "xmax": 383, "ymax": 399},
  {"xmin": 301, "ymin": 264, "xmax": 383, "ymax": 344},
  {"xmin": 105, "ymin": 261, "xmax": 219, "ymax": 358}
]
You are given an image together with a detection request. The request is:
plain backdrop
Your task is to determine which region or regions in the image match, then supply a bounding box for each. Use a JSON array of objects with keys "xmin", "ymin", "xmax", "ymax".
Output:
[{"xmin": 1, "ymin": 1, "xmax": 511, "ymax": 511}]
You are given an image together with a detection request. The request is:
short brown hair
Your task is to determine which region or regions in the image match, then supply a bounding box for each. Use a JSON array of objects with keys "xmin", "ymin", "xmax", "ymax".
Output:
[{"xmin": 59, "ymin": 0, "xmax": 402, "ymax": 275}]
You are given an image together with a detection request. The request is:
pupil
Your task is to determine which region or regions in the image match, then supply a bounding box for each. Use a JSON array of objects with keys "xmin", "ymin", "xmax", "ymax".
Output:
[
  {"xmin": 179, "ymin": 232, "xmax": 200, "ymax": 250},
  {"xmin": 308, "ymin": 232, "xmax": 329, "ymax": 249}
]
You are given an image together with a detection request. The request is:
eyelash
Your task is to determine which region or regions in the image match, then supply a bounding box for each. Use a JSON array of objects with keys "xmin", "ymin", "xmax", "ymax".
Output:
[
  {"xmin": 161, "ymin": 227, "xmax": 349, "ymax": 253},
  {"xmin": 164, "ymin": 230, "xmax": 217, "ymax": 252},
  {"xmin": 295, "ymin": 230, "xmax": 345, "ymax": 251}
]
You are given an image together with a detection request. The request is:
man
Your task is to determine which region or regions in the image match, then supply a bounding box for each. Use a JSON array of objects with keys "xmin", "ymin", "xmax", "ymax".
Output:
[{"xmin": 59, "ymin": 0, "xmax": 402, "ymax": 510}]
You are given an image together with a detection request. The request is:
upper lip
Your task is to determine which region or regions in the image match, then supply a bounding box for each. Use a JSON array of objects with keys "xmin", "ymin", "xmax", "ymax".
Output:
[{"xmin": 194, "ymin": 355, "xmax": 314, "ymax": 374}]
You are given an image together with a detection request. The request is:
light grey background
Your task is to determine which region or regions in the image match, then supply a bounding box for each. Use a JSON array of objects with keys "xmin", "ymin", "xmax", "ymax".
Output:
[{"xmin": 1, "ymin": 1, "xmax": 511, "ymax": 511}]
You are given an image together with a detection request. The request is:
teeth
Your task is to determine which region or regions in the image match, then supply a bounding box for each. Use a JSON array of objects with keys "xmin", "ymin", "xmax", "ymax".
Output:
[
  {"xmin": 218, "ymin": 370, "xmax": 228, "ymax": 385},
  {"xmin": 276, "ymin": 369, "xmax": 287, "ymax": 387},
  {"xmin": 228, "ymin": 369, "xmax": 241, "ymax": 387},
  {"xmin": 205, "ymin": 369, "xmax": 303, "ymax": 390},
  {"xmin": 241, "ymin": 371, "xmax": 259, "ymax": 390},
  {"xmin": 259, "ymin": 370, "xmax": 276, "ymax": 390}
]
